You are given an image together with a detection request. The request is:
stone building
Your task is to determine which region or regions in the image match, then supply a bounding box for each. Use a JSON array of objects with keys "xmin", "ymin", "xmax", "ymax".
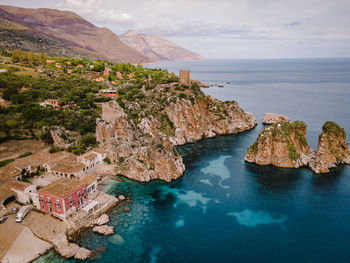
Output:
[{"xmin": 179, "ymin": 70, "xmax": 191, "ymax": 87}]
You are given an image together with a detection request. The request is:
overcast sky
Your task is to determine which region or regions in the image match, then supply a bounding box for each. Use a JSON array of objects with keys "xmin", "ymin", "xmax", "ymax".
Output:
[{"xmin": 1, "ymin": 0, "xmax": 350, "ymax": 58}]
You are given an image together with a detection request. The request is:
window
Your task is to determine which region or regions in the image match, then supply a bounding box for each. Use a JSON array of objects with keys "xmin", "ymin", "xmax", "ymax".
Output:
[
  {"xmin": 47, "ymin": 197, "xmax": 51, "ymax": 204},
  {"xmin": 56, "ymin": 200, "xmax": 60, "ymax": 209},
  {"xmin": 88, "ymin": 187, "xmax": 91, "ymax": 193},
  {"xmin": 69, "ymin": 197, "xmax": 73, "ymax": 208},
  {"xmin": 84, "ymin": 188, "xmax": 86, "ymax": 195},
  {"xmin": 40, "ymin": 196, "xmax": 44, "ymax": 202},
  {"xmin": 78, "ymin": 192, "xmax": 81, "ymax": 198},
  {"xmin": 42, "ymin": 205, "xmax": 44, "ymax": 209}
]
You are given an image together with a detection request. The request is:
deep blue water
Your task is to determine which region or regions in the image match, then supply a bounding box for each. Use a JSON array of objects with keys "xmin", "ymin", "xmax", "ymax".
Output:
[{"xmin": 36, "ymin": 59, "xmax": 350, "ymax": 263}]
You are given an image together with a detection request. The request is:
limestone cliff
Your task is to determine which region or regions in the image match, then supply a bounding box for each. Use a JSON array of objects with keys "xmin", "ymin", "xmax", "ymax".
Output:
[
  {"xmin": 245, "ymin": 121, "xmax": 309, "ymax": 168},
  {"xmin": 96, "ymin": 83, "xmax": 256, "ymax": 182},
  {"xmin": 309, "ymin": 121, "xmax": 350, "ymax": 173},
  {"xmin": 245, "ymin": 121, "xmax": 350, "ymax": 174}
]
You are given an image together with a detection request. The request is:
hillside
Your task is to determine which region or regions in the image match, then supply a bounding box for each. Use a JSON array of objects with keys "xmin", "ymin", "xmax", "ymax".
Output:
[
  {"xmin": 0, "ymin": 50, "xmax": 255, "ymax": 182},
  {"xmin": 0, "ymin": 5, "xmax": 150, "ymax": 64},
  {"xmin": 120, "ymin": 30, "xmax": 204, "ymax": 62}
]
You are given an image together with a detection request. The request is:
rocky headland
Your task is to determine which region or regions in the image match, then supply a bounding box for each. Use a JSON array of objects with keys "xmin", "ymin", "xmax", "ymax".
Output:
[
  {"xmin": 245, "ymin": 121, "xmax": 350, "ymax": 174},
  {"xmin": 96, "ymin": 83, "xmax": 256, "ymax": 182},
  {"xmin": 262, "ymin": 112, "xmax": 290, "ymax": 124}
]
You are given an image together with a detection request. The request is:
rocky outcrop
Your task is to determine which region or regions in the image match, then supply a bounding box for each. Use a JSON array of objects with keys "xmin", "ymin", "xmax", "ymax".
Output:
[
  {"xmin": 309, "ymin": 121, "xmax": 350, "ymax": 173},
  {"xmin": 43, "ymin": 126, "xmax": 72, "ymax": 147},
  {"xmin": 94, "ymin": 214, "xmax": 109, "ymax": 226},
  {"xmin": 75, "ymin": 247, "xmax": 93, "ymax": 261},
  {"xmin": 245, "ymin": 121, "xmax": 350, "ymax": 174},
  {"xmin": 166, "ymin": 96, "xmax": 257, "ymax": 145},
  {"xmin": 262, "ymin": 113, "xmax": 290, "ymax": 125},
  {"xmin": 52, "ymin": 234, "xmax": 92, "ymax": 260},
  {"xmin": 245, "ymin": 121, "xmax": 309, "ymax": 168},
  {"xmin": 93, "ymin": 225, "xmax": 114, "ymax": 236},
  {"xmin": 96, "ymin": 89, "xmax": 256, "ymax": 182}
]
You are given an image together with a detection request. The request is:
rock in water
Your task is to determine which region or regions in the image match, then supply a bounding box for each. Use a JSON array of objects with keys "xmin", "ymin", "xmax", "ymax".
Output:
[
  {"xmin": 95, "ymin": 214, "xmax": 109, "ymax": 226},
  {"xmin": 93, "ymin": 225, "xmax": 114, "ymax": 235},
  {"xmin": 245, "ymin": 120, "xmax": 350, "ymax": 174},
  {"xmin": 245, "ymin": 121, "xmax": 309, "ymax": 168},
  {"xmin": 118, "ymin": 195, "xmax": 126, "ymax": 201},
  {"xmin": 309, "ymin": 121, "xmax": 350, "ymax": 173},
  {"xmin": 262, "ymin": 113, "xmax": 290, "ymax": 124},
  {"xmin": 74, "ymin": 247, "xmax": 93, "ymax": 260}
]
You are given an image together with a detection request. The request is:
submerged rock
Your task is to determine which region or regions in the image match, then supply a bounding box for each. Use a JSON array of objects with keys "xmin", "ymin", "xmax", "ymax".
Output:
[
  {"xmin": 52, "ymin": 234, "xmax": 92, "ymax": 260},
  {"xmin": 245, "ymin": 120, "xmax": 350, "ymax": 174},
  {"xmin": 262, "ymin": 113, "xmax": 290, "ymax": 125}
]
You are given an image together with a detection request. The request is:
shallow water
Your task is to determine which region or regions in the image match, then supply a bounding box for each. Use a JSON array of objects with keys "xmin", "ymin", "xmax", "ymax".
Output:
[{"xmin": 36, "ymin": 58, "xmax": 350, "ymax": 263}]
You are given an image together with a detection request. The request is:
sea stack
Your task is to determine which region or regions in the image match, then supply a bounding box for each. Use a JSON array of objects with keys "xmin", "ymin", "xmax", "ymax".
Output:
[
  {"xmin": 245, "ymin": 120, "xmax": 350, "ymax": 174},
  {"xmin": 245, "ymin": 121, "xmax": 309, "ymax": 168},
  {"xmin": 309, "ymin": 121, "xmax": 350, "ymax": 173}
]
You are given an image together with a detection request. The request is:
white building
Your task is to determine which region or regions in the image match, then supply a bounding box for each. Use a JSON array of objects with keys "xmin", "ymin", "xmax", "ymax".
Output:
[{"xmin": 4, "ymin": 179, "xmax": 39, "ymax": 208}]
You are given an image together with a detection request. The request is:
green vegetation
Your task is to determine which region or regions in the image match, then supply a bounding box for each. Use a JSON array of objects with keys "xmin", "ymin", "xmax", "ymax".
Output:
[
  {"xmin": 247, "ymin": 140, "xmax": 259, "ymax": 155},
  {"xmin": 18, "ymin": 151, "xmax": 32, "ymax": 158},
  {"xmin": 322, "ymin": 121, "xmax": 346, "ymax": 138},
  {"xmin": 103, "ymin": 157, "xmax": 111, "ymax": 164},
  {"xmin": 0, "ymin": 158, "xmax": 15, "ymax": 167}
]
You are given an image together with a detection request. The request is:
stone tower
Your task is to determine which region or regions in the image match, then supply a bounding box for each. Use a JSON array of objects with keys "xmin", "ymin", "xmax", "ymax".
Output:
[{"xmin": 179, "ymin": 70, "xmax": 191, "ymax": 87}]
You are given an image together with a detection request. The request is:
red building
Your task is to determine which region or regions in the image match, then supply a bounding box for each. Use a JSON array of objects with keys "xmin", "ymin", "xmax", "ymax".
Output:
[{"xmin": 38, "ymin": 178, "xmax": 88, "ymax": 220}]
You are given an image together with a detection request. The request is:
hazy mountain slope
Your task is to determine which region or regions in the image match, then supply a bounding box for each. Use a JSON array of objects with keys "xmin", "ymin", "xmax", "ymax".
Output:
[
  {"xmin": 0, "ymin": 5, "xmax": 150, "ymax": 63},
  {"xmin": 120, "ymin": 30, "xmax": 204, "ymax": 62}
]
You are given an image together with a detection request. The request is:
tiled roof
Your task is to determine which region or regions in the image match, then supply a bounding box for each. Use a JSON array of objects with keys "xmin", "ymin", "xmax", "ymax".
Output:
[
  {"xmin": 81, "ymin": 175, "xmax": 97, "ymax": 185},
  {"xmin": 0, "ymin": 184, "xmax": 15, "ymax": 201},
  {"xmin": 38, "ymin": 178, "xmax": 86, "ymax": 198},
  {"xmin": 4, "ymin": 179, "xmax": 32, "ymax": 191},
  {"xmin": 51, "ymin": 161, "xmax": 85, "ymax": 174}
]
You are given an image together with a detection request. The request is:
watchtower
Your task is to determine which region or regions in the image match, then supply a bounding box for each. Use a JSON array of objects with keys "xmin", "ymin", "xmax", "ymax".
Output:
[{"xmin": 179, "ymin": 70, "xmax": 191, "ymax": 87}]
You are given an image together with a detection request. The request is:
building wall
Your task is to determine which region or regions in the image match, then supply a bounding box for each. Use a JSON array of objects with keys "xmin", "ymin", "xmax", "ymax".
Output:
[
  {"xmin": 87, "ymin": 181, "xmax": 98, "ymax": 199},
  {"xmin": 38, "ymin": 185, "xmax": 88, "ymax": 219}
]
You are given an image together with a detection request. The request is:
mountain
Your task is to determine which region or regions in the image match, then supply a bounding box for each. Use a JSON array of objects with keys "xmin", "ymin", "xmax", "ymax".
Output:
[
  {"xmin": 0, "ymin": 5, "xmax": 150, "ymax": 64},
  {"xmin": 120, "ymin": 30, "xmax": 204, "ymax": 62}
]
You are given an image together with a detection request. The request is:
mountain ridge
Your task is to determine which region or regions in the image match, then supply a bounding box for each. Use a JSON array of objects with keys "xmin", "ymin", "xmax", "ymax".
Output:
[{"xmin": 120, "ymin": 30, "xmax": 204, "ymax": 62}]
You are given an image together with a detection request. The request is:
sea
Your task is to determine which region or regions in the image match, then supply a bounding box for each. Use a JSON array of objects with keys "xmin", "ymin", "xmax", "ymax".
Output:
[{"xmin": 35, "ymin": 58, "xmax": 350, "ymax": 263}]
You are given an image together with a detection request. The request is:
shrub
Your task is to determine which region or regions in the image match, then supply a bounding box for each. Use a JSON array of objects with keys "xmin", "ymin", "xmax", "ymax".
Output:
[
  {"xmin": 18, "ymin": 151, "xmax": 32, "ymax": 158},
  {"xmin": 322, "ymin": 121, "xmax": 346, "ymax": 138},
  {"xmin": 103, "ymin": 157, "xmax": 111, "ymax": 164}
]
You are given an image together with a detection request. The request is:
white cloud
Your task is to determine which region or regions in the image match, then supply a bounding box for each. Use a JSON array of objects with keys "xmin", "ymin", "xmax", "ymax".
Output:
[{"xmin": 0, "ymin": 0, "xmax": 350, "ymax": 58}]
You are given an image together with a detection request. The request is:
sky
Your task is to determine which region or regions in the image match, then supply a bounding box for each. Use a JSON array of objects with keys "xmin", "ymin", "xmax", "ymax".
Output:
[{"xmin": 0, "ymin": 0, "xmax": 350, "ymax": 59}]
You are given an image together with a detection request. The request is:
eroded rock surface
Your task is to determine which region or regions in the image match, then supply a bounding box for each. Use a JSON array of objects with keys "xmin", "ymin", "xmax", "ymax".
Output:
[
  {"xmin": 96, "ymin": 86, "xmax": 256, "ymax": 182},
  {"xmin": 245, "ymin": 121, "xmax": 350, "ymax": 174},
  {"xmin": 245, "ymin": 121, "xmax": 309, "ymax": 168},
  {"xmin": 93, "ymin": 225, "xmax": 114, "ymax": 235},
  {"xmin": 309, "ymin": 121, "xmax": 350, "ymax": 173},
  {"xmin": 262, "ymin": 113, "xmax": 290, "ymax": 125}
]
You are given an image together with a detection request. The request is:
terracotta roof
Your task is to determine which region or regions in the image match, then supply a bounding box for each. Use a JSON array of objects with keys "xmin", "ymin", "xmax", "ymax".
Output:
[
  {"xmin": 38, "ymin": 178, "xmax": 86, "ymax": 198},
  {"xmin": 0, "ymin": 184, "xmax": 15, "ymax": 201},
  {"xmin": 4, "ymin": 179, "xmax": 32, "ymax": 191},
  {"xmin": 44, "ymin": 152, "xmax": 74, "ymax": 167},
  {"xmin": 91, "ymin": 148, "xmax": 105, "ymax": 155},
  {"xmin": 83, "ymin": 153, "xmax": 97, "ymax": 161},
  {"xmin": 81, "ymin": 175, "xmax": 97, "ymax": 185},
  {"xmin": 51, "ymin": 161, "xmax": 85, "ymax": 174}
]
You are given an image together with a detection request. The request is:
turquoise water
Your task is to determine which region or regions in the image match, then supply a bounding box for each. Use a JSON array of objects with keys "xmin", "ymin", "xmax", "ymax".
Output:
[{"xmin": 36, "ymin": 59, "xmax": 350, "ymax": 262}]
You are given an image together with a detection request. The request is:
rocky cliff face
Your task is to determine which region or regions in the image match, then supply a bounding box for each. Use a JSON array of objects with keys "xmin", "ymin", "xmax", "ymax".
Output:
[
  {"xmin": 245, "ymin": 121, "xmax": 350, "ymax": 174},
  {"xmin": 166, "ymin": 97, "xmax": 256, "ymax": 145},
  {"xmin": 96, "ymin": 84, "xmax": 256, "ymax": 182},
  {"xmin": 245, "ymin": 121, "xmax": 309, "ymax": 168},
  {"xmin": 309, "ymin": 121, "xmax": 350, "ymax": 173}
]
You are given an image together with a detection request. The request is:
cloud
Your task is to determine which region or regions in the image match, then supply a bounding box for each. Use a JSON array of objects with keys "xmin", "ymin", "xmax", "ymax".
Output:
[
  {"xmin": 284, "ymin": 21, "xmax": 302, "ymax": 27},
  {"xmin": 1, "ymin": 0, "xmax": 350, "ymax": 58}
]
